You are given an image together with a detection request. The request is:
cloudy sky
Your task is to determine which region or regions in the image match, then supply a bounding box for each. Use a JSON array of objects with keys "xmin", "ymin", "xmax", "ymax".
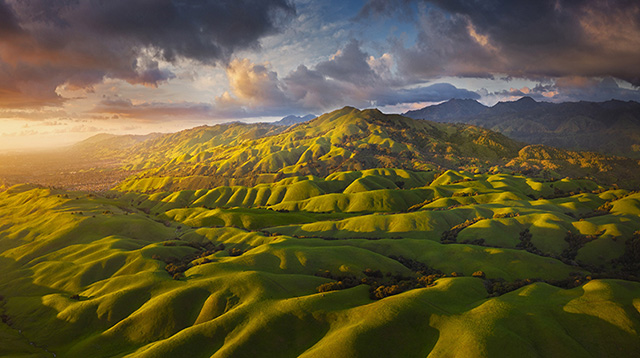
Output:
[{"xmin": 1, "ymin": 0, "xmax": 639, "ymax": 150}]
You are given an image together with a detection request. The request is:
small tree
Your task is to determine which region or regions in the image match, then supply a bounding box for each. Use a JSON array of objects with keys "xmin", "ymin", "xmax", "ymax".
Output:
[{"xmin": 172, "ymin": 272, "xmax": 185, "ymax": 280}]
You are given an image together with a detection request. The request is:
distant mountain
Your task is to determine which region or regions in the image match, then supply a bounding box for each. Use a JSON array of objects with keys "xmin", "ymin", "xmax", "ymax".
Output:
[
  {"xmin": 490, "ymin": 96, "xmax": 550, "ymax": 114},
  {"xmin": 405, "ymin": 97, "xmax": 640, "ymax": 157},
  {"xmin": 405, "ymin": 98, "xmax": 488, "ymax": 121},
  {"xmin": 272, "ymin": 114, "xmax": 316, "ymax": 126}
]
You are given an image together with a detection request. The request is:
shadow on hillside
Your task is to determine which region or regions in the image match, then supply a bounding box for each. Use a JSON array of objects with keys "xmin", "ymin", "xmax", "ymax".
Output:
[
  {"xmin": 0, "ymin": 256, "xmax": 67, "ymax": 357},
  {"xmin": 481, "ymin": 284, "xmax": 640, "ymax": 357}
]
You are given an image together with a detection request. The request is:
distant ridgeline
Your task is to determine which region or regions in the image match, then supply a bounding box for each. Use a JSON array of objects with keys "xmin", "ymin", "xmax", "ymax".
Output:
[
  {"xmin": 405, "ymin": 97, "xmax": 640, "ymax": 158},
  {"xmin": 1, "ymin": 107, "xmax": 640, "ymax": 357},
  {"xmin": 272, "ymin": 114, "xmax": 316, "ymax": 126},
  {"xmin": 74, "ymin": 106, "xmax": 640, "ymax": 191}
]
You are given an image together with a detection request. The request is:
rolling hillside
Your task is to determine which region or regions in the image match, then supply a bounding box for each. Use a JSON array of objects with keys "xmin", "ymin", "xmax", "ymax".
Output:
[
  {"xmin": 1, "ymin": 107, "xmax": 640, "ymax": 357},
  {"xmin": 122, "ymin": 106, "xmax": 522, "ymax": 177},
  {"xmin": 1, "ymin": 169, "xmax": 639, "ymax": 357},
  {"xmin": 70, "ymin": 106, "xmax": 640, "ymax": 190}
]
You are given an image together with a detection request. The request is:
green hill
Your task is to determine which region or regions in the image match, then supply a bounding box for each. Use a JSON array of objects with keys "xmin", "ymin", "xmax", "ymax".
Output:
[
  {"xmin": 4, "ymin": 106, "xmax": 640, "ymax": 192},
  {"xmin": 1, "ymin": 107, "xmax": 640, "ymax": 357},
  {"xmin": 113, "ymin": 107, "xmax": 522, "ymax": 188},
  {"xmin": 100, "ymin": 107, "xmax": 640, "ymax": 190},
  {"xmin": 1, "ymin": 168, "xmax": 639, "ymax": 357}
]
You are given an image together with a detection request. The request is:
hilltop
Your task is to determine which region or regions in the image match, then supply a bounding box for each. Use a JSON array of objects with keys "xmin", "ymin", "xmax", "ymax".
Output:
[
  {"xmin": 114, "ymin": 106, "xmax": 522, "ymax": 189},
  {"xmin": 405, "ymin": 97, "xmax": 640, "ymax": 157},
  {"xmin": 99, "ymin": 107, "xmax": 640, "ymax": 191}
]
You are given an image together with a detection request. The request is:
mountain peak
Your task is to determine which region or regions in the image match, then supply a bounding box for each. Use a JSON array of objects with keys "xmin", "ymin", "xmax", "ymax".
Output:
[
  {"xmin": 495, "ymin": 96, "xmax": 538, "ymax": 106},
  {"xmin": 491, "ymin": 96, "xmax": 541, "ymax": 112},
  {"xmin": 448, "ymin": 98, "xmax": 483, "ymax": 104},
  {"xmin": 516, "ymin": 96, "xmax": 537, "ymax": 103},
  {"xmin": 404, "ymin": 98, "xmax": 487, "ymax": 122}
]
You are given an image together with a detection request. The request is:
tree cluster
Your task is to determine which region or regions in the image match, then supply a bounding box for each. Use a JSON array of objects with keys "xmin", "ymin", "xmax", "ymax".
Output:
[
  {"xmin": 228, "ymin": 247, "xmax": 245, "ymax": 257},
  {"xmin": 561, "ymin": 231, "xmax": 597, "ymax": 261},
  {"xmin": 459, "ymin": 238, "xmax": 491, "ymax": 246},
  {"xmin": 452, "ymin": 191, "xmax": 478, "ymax": 197},
  {"xmin": 611, "ymin": 231, "xmax": 640, "ymax": 278},
  {"xmin": 315, "ymin": 256, "xmax": 447, "ymax": 300},
  {"xmin": 153, "ymin": 240, "xmax": 226, "ymax": 280},
  {"xmin": 493, "ymin": 212, "xmax": 519, "ymax": 219},
  {"xmin": 485, "ymin": 272, "xmax": 592, "ymax": 296},
  {"xmin": 441, "ymin": 218, "xmax": 483, "ymax": 244},
  {"xmin": 516, "ymin": 228, "xmax": 543, "ymax": 255}
]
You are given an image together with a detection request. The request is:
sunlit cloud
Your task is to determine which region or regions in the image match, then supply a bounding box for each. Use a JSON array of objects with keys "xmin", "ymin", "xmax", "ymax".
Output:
[
  {"xmin": 218, "ymin": 59, "xmax": 289, "ymax": 107},
  {"xmin": 0, "ymin": 0, "xmax": 638, "ymax": 150}
]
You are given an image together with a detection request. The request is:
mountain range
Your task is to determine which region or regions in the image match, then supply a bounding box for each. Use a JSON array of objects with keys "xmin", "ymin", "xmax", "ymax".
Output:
[{"xmin": 405, "ymin": 97, "xmax": 640, "ymax": 157}]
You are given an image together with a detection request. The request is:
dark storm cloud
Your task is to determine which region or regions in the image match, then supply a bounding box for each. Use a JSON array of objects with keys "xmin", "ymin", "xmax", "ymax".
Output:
[
  {"xmin": 297, "ymin": 41, "xmax": 480, "ymax": 108},
  {"xmin": 9, "ymin": 0, "xmax": 296, "ymax": 63},
  {"xmin": 284, "ymin": 65, "xmax": 351, "ymax": 110},
  {"xmin": 357, "ymin": 0, "xmax": 416, "ymax": 21},
  {"xmin": 0, "ymin": 0, "xmax": 295, "ymax": 107},
  {"xmin": 0, "ymin": 0, "xmax": 20, "ymax": 34},
  {"xmin": 392, "ymin": 8, "xmax": 499, "ymax": 80},
  {"xmin": 361, "ymin": 0, "xmax": 640, "ymax": 86}
]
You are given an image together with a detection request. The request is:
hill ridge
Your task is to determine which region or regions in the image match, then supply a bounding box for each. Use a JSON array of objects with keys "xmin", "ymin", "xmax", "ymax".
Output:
[{"xmin": 95, "ymin": 106, "xmax": 640, "ymax": 191}]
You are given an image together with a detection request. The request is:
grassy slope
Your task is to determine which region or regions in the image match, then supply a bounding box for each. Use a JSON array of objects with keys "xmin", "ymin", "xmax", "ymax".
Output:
[
  {"xmin": 114, "ymin": 107, "xmax": 523, "ymax": 191},
  {"xmin": 108, "ymin": 107, "xmax": 640, "ymax": 192},
  {"xmin": 2, "ymin": 108, "xmax": 640, "ymax": 357},
  {"xmin": 0, "ymin": 167, "xmax": 639, "ymax": 357}
]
